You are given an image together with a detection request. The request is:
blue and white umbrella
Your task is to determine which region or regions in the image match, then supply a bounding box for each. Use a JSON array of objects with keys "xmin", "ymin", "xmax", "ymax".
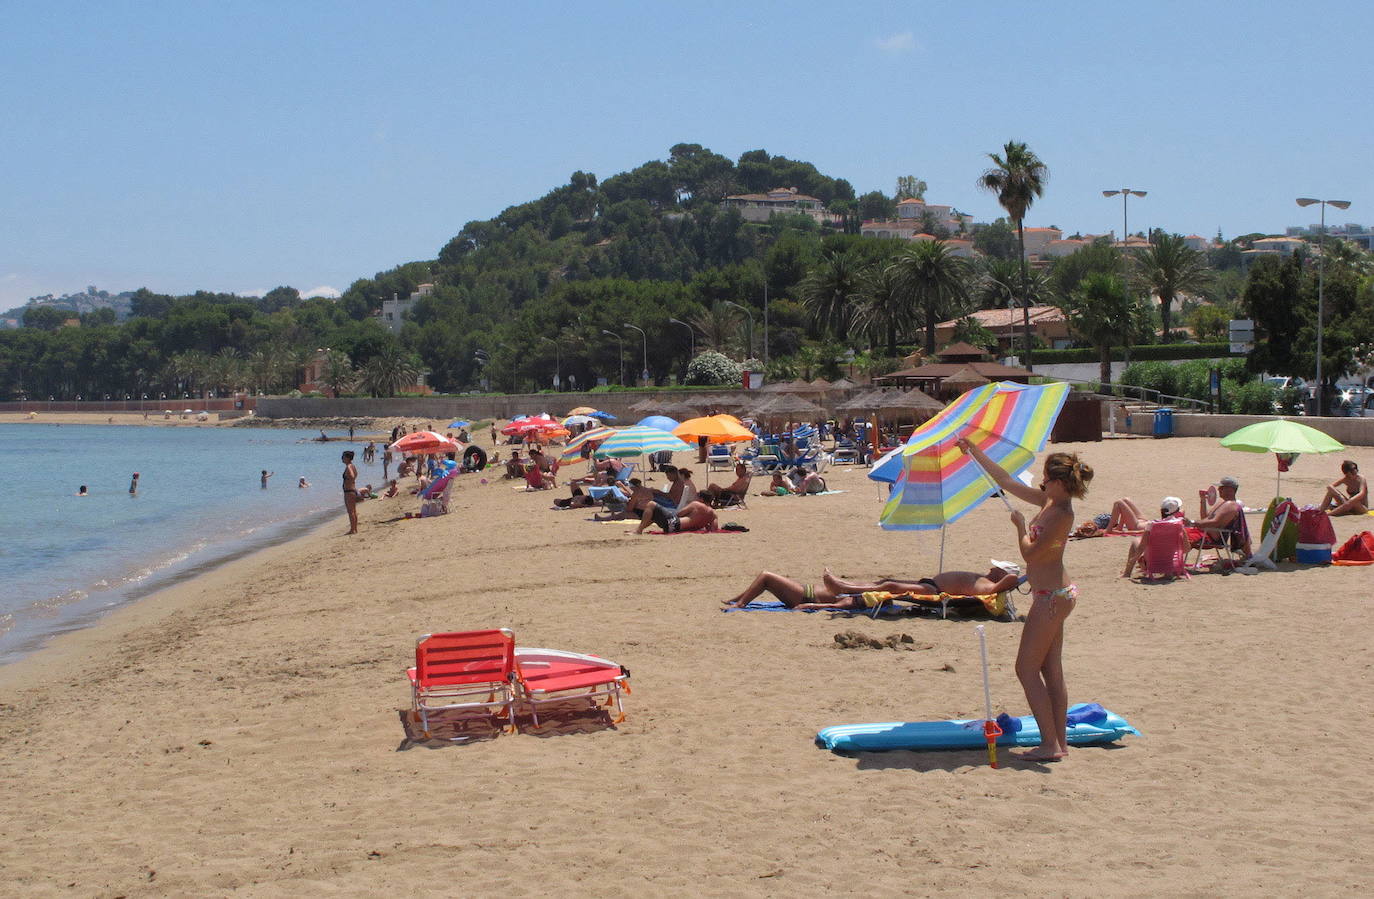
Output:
[
  {"xmin": 448, "ymin": 419, "xmax": 471, "ymax": 429},
  {"xmin": 590, "ymin": 410, "xmax": 618, "ymax": 421}
]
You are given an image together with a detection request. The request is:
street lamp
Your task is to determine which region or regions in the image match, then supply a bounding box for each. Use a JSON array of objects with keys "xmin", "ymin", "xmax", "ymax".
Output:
[
  {"xmin": 668, "ymin": 317, "xmax": 695, "ymax": 358},
  {"xmin": 1297, "ymin": 197, "xmax": 1353, "ymax": 415},
  {"xmin": 723, "ymin": 301, "xmax": 755, "ymax": 359},
  {"xmin": 601, "ymin": 329, "xmax": 624, "ymax": 386},
  {"xmin": 622, "ymin": 323, "xmax": 648, "ymax": 385},
  {"xmin": 1104, "ymin": 188, "xmax": 1148, "ymax": 360}
]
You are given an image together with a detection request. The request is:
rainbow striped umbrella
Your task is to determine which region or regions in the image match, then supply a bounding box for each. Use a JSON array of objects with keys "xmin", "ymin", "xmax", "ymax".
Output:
[
  {"xmin": 593, "ymin": 426, "xmax": 691, "ymax": 459},
  {"xmin": 870, "ymin": 381, "xmax": 1070, "ymax": 530},
  {"xmin": 559, "ymin": 426, "xmax": 615, "ymax": 463}
]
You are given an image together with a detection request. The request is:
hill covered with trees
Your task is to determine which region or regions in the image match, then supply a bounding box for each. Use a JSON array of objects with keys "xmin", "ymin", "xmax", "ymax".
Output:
[{"xmin": 2, "ymin": 142, "xmax": 1372, "ymax": 404}]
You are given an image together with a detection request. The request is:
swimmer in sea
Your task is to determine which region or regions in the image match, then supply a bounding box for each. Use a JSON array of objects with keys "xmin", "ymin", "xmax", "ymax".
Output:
[
  {"xmin": 129, "ymin": 472, "xmax": 139, "ymax": 494},
  {"xmin": 261, "ymin": 470, "xmax": 274, "ymax": 489},
  {"xmin": 76, "ymin": 485, "xmax": 88, "ymax": 496},
  {"xmin": 298, "ymin": 476, "xmax": 310, "ymax": 488}
]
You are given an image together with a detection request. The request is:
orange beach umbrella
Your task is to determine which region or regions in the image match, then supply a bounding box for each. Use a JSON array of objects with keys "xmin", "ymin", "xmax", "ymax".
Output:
[{"xmin": 673, "ymin": 414, "xmax": 755, "ymax": 445}]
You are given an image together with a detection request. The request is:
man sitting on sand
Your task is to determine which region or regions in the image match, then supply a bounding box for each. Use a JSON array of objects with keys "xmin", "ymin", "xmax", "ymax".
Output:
[
  {"xmin": 1318, "ymin": 460, "xmax": 1368, "ymax": 515},
  {"xmin": 698, "ymin": 462, "xmax": 752, "ymax": 507},
  {"xmin": 722, "ymin": 562, "xmax": 1023, "ymax": 610}
]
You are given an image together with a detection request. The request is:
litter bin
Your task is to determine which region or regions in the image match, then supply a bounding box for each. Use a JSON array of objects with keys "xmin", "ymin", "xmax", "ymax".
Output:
[{"xmin": 1152, "ymin": 408, "xmax": 1174, "ymax": 438}]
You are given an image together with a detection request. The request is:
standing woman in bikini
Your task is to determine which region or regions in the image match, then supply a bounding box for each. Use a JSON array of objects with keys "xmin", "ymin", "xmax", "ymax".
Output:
[
  {"xmin": 957, "ymin": 438, "xmax": 1092, "ymax": 762},
  {"xmin": 341, "ymin": 450, "xmax": 360, "ymax": 535}
]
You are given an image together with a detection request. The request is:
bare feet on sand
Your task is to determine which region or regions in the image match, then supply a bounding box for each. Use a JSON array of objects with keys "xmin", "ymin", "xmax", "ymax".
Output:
[
  {"xmin": 1008, "ymin": 747, "xmax": 1067, "ymax": 762},
  {"xmin": 822, "ymin": 567, "xmax": 861, "ymax": 593}
]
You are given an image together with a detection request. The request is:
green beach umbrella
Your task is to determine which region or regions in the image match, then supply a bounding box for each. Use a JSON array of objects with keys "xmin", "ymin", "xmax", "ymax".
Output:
[{"xmin": 1219, "ymin": 419, "xmax": 1345, "ymax": 497}]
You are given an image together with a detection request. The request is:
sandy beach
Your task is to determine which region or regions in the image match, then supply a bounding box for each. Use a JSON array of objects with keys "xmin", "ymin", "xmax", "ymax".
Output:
[{"xmin": 2, "ymin": 434, "xmax": 1372, "ymax": 895}]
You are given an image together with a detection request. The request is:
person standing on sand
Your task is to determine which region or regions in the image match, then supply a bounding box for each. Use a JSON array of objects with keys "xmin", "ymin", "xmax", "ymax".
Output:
[
  {"xmin": 261, "ymin": 470, "xmax": 274, "ymax": 489},
  {"xmin": 341, "ymin": 450, "xmax": 359, "ymax": 534},
  {"xmin": 491, "ymin": 425, "xmax": 498, "ymax": 446},
  {"xmin": 957, "ymin": 437, "xmax": 1092, "ymax": 763}
]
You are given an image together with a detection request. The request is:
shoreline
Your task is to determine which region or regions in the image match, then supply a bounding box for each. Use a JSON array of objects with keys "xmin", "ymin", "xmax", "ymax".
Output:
[{"xmin": 3, "ymin": 437, "xmax": 1372, "ymax": 893}]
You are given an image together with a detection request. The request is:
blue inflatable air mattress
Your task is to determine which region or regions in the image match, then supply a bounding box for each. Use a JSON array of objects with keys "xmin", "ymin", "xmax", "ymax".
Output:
[{"xmin": 816, "ymin": 702, "xmax": 1139, "ymax": 753}]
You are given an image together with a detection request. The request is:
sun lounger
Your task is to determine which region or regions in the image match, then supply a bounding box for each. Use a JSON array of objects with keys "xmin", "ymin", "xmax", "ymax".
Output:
[
  {"xmin": 513, "ymin": 647, "xmax": 630, "ymax": 728},
  {"xmin": 407, "ymin": 630, "xmax": 518, "ymax": 738}
]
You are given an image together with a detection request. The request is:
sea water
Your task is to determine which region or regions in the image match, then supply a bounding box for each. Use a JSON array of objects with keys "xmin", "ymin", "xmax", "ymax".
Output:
[{"xmin": 0, "ymin": 423, "xmax": 391, "ymax": 664}]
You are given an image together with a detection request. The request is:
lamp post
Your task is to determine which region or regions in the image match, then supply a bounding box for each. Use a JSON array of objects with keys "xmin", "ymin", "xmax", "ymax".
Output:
[
  {"xmin": 1297, "ymin": 197, "xmax": 1353, "ymax": 416},
  {"xmin": 724, "ymin": 300, "xmax": 755, "ymax": 359},
  {"xmin": 601, "ymin": 329, "xmax": 624, "ymax": 386},
  {"xmin": 1104, "ymin": 188, "xmax": 1148, "ymax": 368},
  {"xmin": 622, "ymin": 323, "xmax": 648, "ymax": 385},
  {"xmin": 668, "ymin": 317, "xmax": 695, "ymax": 358}
]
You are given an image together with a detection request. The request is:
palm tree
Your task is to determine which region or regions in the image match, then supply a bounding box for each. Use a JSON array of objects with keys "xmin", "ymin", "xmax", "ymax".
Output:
[
  {"xmin": 978, "ymin": 141, "xmax": 1049, "ymax": 369},
  {"xmin": 1137, "ymin": 233, "xmax": 1211, "ymax": 341},
  {"xmin": 798, "ymin": 247, "xmax": 863, "ymax": 341},
  {"xmin": 359, "ymin": 347, "xmax": 421, "ymax": 398},
  {"xmin": 321, "ymin": 349, "xmax": 356, "ymax": 397},
  {"xmin": 1059, "ymin": 272, "xmax": 1144, "ymax": 391},
  {"xmin": 975, "ymin": 256, "xmax": 1047, "ymax": 309},
  {"xmin": 889, "ymin": 240, "xmax": 968, "ymax": 355},
  {"xmin": 851, "ymin": 263, "xmax": 911, "ymax": 358},
  {"xmin": 690, "ymin": 303, "xmax": 745, "ymax": 356}
]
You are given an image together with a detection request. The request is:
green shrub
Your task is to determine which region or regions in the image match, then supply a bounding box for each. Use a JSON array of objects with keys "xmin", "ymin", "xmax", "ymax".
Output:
[
  {"xmin": 1224, "ymin": 379, "xmax": 1277, "ymax": 414},
  {"xmin": 1031, "ymin": 342, "xmax": 1238, "ymax": 364}
]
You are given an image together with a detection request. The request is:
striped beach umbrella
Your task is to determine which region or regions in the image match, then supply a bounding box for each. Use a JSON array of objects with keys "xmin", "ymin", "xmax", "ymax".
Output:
[
  {"xmin": 871, "ymin": 381, "xmax": 1070, "ymax": 530},
  {"xmin": 592, "ymin": 426, "xmax": 691, "ymax": 459},
  {"xmin": 559, "ymin": 426, "xmax": 616, "ymax": 463}
]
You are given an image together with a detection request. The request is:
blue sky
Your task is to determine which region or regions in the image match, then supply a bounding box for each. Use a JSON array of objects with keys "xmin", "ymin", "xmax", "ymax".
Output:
[{"xmin": 2, "ymin": 1, "xmax": 1369, "ymax": 306}]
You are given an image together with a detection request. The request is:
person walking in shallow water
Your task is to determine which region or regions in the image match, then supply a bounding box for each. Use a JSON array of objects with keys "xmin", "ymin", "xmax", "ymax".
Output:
[
  {"xmin": 260, "ymin": 470, "xmax": 274, "ymax": 489},
  {"xmin": 341, "ymin": 450, "xmax": 359, "ymax": 535},
  {"xmin": 957, "ymin": 437, "xmax": 1092, "ymax": 763}
]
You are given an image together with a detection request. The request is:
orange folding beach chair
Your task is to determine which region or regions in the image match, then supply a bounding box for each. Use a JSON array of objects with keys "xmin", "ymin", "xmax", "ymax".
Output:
[
  {"xmin": 514, "ymin": 648, "xmax": 631, "ymax": 729},
  {"xmin": 407, "ymin": 630, "xmax": 518, "ymax": 738}
]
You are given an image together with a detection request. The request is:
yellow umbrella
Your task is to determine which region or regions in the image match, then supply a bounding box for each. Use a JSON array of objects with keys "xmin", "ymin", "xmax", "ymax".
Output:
[
  {"xmin": 566, "ymin": 406, "xmax": 598, "ymax": 416},
  {"xmin": 673, "ymin": 414, "xmax": 755, "ymax": 445}
]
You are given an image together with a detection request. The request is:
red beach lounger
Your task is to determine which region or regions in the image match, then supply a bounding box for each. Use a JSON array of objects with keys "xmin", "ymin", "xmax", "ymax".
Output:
[
  {"xmin": 407, "ymin": 630, "xmax": 518, "ymax": 738},
  {"xmin": 514, "ymin": 648, "xmax": 630, "ymax": 728}
]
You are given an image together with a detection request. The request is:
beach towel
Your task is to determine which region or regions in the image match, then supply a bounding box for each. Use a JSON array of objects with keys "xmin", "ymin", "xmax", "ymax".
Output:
[
  {"xmin": 1260, "ymin": 497, "xmax": 1301, "ymax": 562},
  {"xmin": 1331, "ymin": 531, "xmax": 1374, "ymax": 565}
]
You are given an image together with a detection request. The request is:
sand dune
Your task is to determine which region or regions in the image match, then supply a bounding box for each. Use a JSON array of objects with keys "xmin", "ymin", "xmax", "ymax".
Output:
[{"xmin": 2, "ymin": 436, "xmax": 1372, "ymax": 895}]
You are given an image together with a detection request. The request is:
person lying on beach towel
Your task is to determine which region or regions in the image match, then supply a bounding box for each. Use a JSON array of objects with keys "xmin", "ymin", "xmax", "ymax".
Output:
[
  {"xmin": 1075, "ymin": 495, "xmax": 1182, "ymax": 538},
  {"xmin": 721, "ymin": 562, "xmax": 1022, "ymax": 610},
  {"xmin": 629, "ymin": 499, "xmax": 718, "ymax": 535}
]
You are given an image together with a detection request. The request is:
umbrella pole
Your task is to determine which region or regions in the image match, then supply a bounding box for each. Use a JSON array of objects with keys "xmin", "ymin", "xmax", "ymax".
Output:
[
  {"xmin": 977, "ymin": 624, "xmax": 1002, "ymax": 769},
  {"xmin": 966, "ymin": 453, "xmax": 1016, "ymax": 512},
  {"xmin": 939, "ymin": 525, "xmax": 946, "ymax": 571}
]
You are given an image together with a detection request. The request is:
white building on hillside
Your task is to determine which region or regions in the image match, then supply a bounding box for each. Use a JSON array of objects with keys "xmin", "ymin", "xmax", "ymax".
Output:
[{"xmin": 376, "ymin": 282, "xmax": 434, "ymax": 334}]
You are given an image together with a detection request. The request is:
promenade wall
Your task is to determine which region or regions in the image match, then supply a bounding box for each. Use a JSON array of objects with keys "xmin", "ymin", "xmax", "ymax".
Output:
[
  {"xmin": 1116, "ymin": 410, "xmax": 1374, "ymax": 446},
  {"xmin": 0, "ymin": 397, "xmax": 253, "ymax": 414}
]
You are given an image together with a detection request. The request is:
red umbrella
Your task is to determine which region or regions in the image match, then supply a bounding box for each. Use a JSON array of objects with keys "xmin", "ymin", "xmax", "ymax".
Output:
[
  {"xmin": 389, "ymin": 431, "xmax": 462, "ymax": 455},
  {"xmin": 501, "ymin": 415, "xmax": 557, "ymax": 435}
]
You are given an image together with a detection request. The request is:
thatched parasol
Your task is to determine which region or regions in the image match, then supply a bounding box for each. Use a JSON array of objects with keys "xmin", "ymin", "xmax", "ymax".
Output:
[
  {"xmin": 834, "ymin": 389, "xmax": 886, "ymax": 413},
  {"xmin": 828, "ymin": 376, "xmax": 859, "ymax": 391},
  {"xmin": 808, "ymin": 377, "xmax": 833, "ymax": 390},
  {"xmin": 761, "ymin": 378, "xmax": 816, "ymax": 394},
  {"xmin": 754, "ymin": 393, "xmax": 825, "ymax": 420},
  {"xmin": 939, "ymin": 366, "xmax": 992, "ymax": 397},
  {"xmin": 628, "ymin": 398, "xmax": 663, "ymax": 414},
  {"xmin": 877, "ymin": 388, "xmax": 944, "ymax": 413}
]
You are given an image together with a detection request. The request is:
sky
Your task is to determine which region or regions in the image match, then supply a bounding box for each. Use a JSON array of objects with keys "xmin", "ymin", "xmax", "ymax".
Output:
[{"xmin": 2, "ymin": 0, "xmax": 1370, "ymax": 307}]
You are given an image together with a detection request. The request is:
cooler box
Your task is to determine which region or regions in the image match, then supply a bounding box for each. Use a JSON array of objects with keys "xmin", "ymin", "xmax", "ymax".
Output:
[{"xmin": 1295, "ymin": 543, "xmax": 1332, "ymax": 564}]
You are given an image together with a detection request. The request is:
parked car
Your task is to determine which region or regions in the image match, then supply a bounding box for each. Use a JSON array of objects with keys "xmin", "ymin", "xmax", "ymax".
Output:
[{"xmin": 1334, "ymin": 385, "xmax": 1374, "ymax": 417}]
